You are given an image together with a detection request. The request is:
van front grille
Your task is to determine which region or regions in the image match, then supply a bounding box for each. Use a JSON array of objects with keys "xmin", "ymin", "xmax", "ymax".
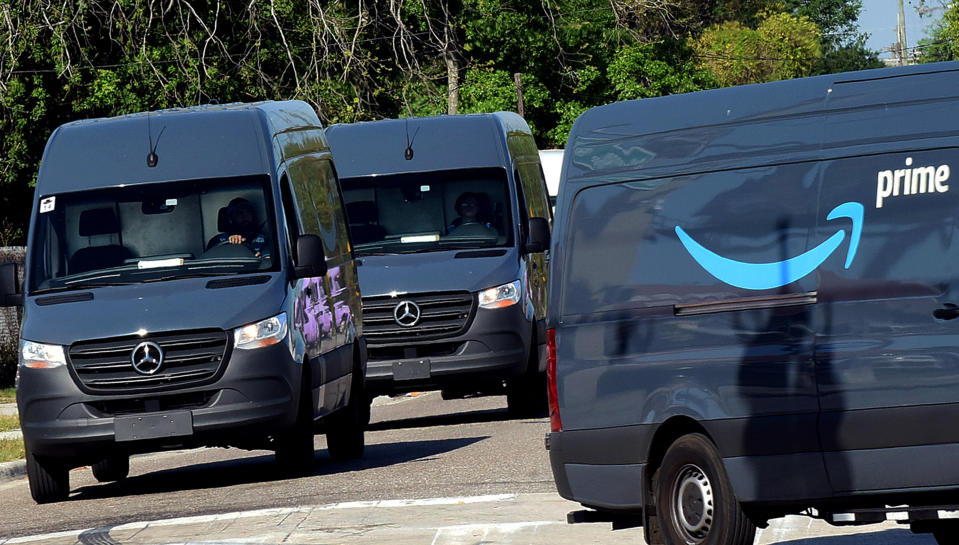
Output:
[
  {"xmin": 68, "ymin": 330, "xmax": 229, "ymax": 394},
  {"xmin": 362, "ymin": 292, "xmax": 474, "ymax": 345}
]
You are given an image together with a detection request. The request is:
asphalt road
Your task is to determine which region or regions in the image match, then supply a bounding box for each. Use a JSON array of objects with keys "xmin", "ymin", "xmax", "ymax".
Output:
[
  {"xmin": 0, "ymin": 392, "xmax": 941, "ymax": 544},
  {"xmin": 0, "ymin": 392, "xmax": 555, "ymax": 539}
]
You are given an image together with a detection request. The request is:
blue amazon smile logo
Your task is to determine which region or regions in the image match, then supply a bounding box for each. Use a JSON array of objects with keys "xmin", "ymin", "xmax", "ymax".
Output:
[{"xmin": 675, "ymin": 202, "xmax": 864, "ymax": 290}]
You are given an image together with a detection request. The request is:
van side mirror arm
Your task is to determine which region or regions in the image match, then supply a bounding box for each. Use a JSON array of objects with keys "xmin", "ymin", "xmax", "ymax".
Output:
[
  {"xmin": 292, "ymin": 234, "xmax": 328, "ymax": 279},
  {"xmin": 0, "ymin": 262, "xmax": 23, "ymax": 307},
  {"xmin": 524, "ymin": 217, "xmax": 551, "ymax": 254}
]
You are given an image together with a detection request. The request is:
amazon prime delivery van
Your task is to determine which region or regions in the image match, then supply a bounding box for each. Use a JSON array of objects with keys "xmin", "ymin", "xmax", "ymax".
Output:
[
  {"xmin": 546, "ymin": 61, "xmax": 959, "ymax": 544},
  {"xmin": 326, "ymin": 113, "xmax": 551, "ymax": 417},
  {"xmin": 0, "ymin": 101, "xmax": 367, "ymax": 503}
]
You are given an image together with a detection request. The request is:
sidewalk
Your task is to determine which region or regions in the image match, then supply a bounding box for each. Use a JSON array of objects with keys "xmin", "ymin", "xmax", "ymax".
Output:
[{"xmin": 0, "ymin": 402, "xmax": 25, "ymax": 484}]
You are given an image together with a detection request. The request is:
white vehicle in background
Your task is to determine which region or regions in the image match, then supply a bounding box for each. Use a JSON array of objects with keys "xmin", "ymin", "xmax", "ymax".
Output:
[{"xmin": 538, "ymin": 149, "xmax": 563, "ymax": 209}]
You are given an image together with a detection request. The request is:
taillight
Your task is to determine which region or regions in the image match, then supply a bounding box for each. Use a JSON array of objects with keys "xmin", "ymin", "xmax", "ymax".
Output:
[{"xmin": 547, "ymin": 328, "xmax": 562, "ymax": 432}]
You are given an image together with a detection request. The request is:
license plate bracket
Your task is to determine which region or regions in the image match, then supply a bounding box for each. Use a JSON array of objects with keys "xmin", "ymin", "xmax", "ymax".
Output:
[
  {"xmin": 393, "ymin": 358, "xmax": 431, "ymax": 381},
  {"xmin": 115, "ymin": 411, "xmax": 193, "ymax": 442}
]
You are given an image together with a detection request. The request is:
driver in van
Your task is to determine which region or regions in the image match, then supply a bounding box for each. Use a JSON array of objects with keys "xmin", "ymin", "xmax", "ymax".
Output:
[
  {"xmin": 448, "ymin": 192, "xmax": 495, "ymax": 234},
  {"xmin": 208, "ymin": 197, "xmax": 271, "ymax": 259}
]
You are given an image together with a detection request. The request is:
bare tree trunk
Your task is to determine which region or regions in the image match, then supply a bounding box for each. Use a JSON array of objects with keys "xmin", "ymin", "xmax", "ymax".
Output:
[{"xmin": 446, "ymin": 51, "xmax": 458, "ymax": 115}]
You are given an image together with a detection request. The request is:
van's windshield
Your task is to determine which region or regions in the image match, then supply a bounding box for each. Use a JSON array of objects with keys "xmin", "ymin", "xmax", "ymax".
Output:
[
  {"xmin": 28, "ymin": 175, "xmax": 279, "ymax": 293},
  {"xmin": 341, "ymin": 167, "xmax": 513, "ymax": 256}
]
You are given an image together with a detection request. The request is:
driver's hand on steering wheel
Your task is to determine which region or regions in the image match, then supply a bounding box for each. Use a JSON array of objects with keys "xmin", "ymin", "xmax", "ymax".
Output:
[{"xmin": 228, "ymin": 234, "xmax": 246, "ymax": 244}]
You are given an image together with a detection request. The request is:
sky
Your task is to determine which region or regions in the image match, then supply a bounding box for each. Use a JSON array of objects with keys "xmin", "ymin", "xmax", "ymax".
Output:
[{"xmin": 857, "ymin": 0, "xmax": 939, "ymax": 59}]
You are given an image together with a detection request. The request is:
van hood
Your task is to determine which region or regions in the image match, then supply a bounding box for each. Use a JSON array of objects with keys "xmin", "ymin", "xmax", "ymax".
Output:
[
  {"xmin": 357, "ymin": 250, "xmax": 518, "ymax": 297},
  {"xmin": 21, "ymin": 275, "xmax": 288, "ymax": 346}
]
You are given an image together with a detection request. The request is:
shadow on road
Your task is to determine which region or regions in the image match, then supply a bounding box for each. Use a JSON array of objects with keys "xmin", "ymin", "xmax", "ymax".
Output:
[
  {"xmin": 368, "ymin": 406, "xmax": 519, "ymax": 431},
  {"xmin": 69, "ymin": 436, "xmax": 489, "ymax": 501},
  {"xmin": 771, "ymin": 528, "xmax": 930, "ymax": 544}
]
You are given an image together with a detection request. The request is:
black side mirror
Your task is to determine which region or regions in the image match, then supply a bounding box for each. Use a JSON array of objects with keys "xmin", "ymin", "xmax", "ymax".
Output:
[
  {"xmin": 0, "ymin": 262, "xmax": 23, "ymax": 307},
  {"xmin": 293, "ymin": 234, "xmax": 328, "ymax": 278},
  {"xmin": 525, "ymin": 217, "xmax": 551, "ymax": 254}
]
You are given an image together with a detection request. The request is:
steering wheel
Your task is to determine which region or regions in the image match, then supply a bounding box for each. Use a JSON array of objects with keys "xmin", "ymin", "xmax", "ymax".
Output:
[{"xmin": 203, "ymin": 240, "xmax": 256, "ymax": 258}]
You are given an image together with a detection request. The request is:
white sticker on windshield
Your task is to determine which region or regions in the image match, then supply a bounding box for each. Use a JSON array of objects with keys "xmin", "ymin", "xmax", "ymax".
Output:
[
  {"xmin": 165, "ymin": 199, "xmax": 178, "ymax": 207},
  {"xmin": 40, "ymin": 196, "xmax": 55, "ymax": 213},
  {"xmin": 420, "ymin": 185, "xmax": 431, "ymax": 192}
]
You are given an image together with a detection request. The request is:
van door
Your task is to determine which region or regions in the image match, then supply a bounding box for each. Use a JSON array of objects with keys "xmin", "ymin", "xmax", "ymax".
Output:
[{"xmin": 813, "ymin": 148, "xmax": 959, "ymax": 492}]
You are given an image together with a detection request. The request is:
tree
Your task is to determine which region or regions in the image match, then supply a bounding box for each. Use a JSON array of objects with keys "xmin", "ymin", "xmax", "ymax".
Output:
[{"xmin": 695, "ymin": 11, "xmax": 822, "ymax": 87}]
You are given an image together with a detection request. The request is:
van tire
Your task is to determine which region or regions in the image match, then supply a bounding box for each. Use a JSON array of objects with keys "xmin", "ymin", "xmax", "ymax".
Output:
[
  {"xmin": 655, "ymin": 433, "xmax": 756, "ymax": 545},
  {"xmin": 507, "ymin": 339, "xmax": 547, "ymax": 418},
  {"xmin": 26, "ymin": 449, "xmax": 69, "ymax": 504},
  {"xmin": 274, "ymin": 372, "xmax": 316, "ymax": 475},
  {"xmin": 92, "ymin": 454, "xmax": 129, "ymax": 482},
  {"xmin": 326, "ymin": 353, "xmax": 366, "ymax": 461}
]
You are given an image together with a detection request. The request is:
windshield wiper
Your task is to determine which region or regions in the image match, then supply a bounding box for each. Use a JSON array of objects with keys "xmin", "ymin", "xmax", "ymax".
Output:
[
  {"xmin": 33, "ymin": 280, "xmax": 137, "ymax": 294},
  {"xmin": 143, "ymin": 272, "xmax": 241, "ymax": 283}
]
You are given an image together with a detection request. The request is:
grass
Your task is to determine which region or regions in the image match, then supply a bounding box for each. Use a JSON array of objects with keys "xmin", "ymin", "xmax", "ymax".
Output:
[
  {"xmin": 0, "ymin": 439, "xmax": 24, "ymax": 463},
  {"xmin": 0, "ymin": 414, "xmax": 18, "ymax": 432},
  {"xmin": 0, "ymin": 387, "xmax": 14, "ymax": 404}
]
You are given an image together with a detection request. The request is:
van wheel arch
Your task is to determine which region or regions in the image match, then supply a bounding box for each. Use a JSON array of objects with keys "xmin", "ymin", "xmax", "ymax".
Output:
[{"xmin": 643, "ymin": 417, "xmax": 712, "ymax": 545}]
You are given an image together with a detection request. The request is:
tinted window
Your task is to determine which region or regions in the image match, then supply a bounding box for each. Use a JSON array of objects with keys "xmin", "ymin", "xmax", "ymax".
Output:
[
  {"xmin": 561, "ymin": 163, "xmax": 820, "ymax": 317},
  {"xmin": 341, "ymin": 167, "xmax": 513, "ymax": 255},
  {"xmin": 29, "ymin": 175, "xmax": 277, "ymax": 292}
]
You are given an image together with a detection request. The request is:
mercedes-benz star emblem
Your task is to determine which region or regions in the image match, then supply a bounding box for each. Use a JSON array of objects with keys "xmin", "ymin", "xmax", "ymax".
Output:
[
  {"xmin": 393, "ymin": 300, "xmax": 421, "ymax": 327},
  {"xmin": 131, "ymin": 341, "xmax": 164, "ymax": 375}
]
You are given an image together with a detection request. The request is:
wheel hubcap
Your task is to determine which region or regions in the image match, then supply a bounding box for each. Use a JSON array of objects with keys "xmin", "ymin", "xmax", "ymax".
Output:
[{"xmin": 673, "ymin": 464, "xmax": 714, "ymax": 543}]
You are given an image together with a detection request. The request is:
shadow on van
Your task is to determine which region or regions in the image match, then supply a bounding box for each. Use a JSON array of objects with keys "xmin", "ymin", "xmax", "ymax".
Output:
[{"xmin": 69, "ymin": 437, "xmax": 488, "ymax": 500}]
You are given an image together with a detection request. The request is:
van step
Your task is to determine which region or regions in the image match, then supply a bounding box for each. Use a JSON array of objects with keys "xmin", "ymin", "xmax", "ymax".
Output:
[
  {"xmin": 822, "ymin": 505, "xmax": 959, "ymax": 526},
  {"xmin": 567, "ymin": 509, "xmax": 644, "ymax": 530}
]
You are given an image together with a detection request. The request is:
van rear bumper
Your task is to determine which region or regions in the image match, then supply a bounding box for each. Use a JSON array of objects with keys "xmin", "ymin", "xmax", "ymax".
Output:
[
  {"xmin": 17, "ymin": 342, "xmax": 301, "ymax": 462},
  {"xmin": 364, "ymin": 303, "xmax": 532, "ymax": 395}
]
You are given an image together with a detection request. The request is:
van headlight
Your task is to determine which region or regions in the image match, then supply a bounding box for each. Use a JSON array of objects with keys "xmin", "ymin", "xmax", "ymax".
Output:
[
  {"xmin": 478, "ymin": 280, "xmax": 522, "ymax": 309},
  {"xmin": 234, "ymin": 312, "xmax": 288, "ymax": 350},
  {"xmin": 20, "ymin": 340, "xmax": 66, "ymax": 369}
]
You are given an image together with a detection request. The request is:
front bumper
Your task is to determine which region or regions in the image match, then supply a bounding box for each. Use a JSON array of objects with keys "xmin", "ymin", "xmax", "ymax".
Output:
[
  {"xmin": 365, "ymin": 302, "xmax": 532, "ymax": 395},
  {"xmin": 17, "ymin": 342, "xmax": 301, "ymax": 461}
]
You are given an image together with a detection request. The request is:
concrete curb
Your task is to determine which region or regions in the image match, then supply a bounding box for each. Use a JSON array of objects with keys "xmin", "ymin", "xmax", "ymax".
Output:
[
  {"xmin": 0, "ymin": 403, "xmax": 17, "ymax": 416},
  {"xmin": 0, "ymin": 458, "xmax": 26, "ymax": 483}
]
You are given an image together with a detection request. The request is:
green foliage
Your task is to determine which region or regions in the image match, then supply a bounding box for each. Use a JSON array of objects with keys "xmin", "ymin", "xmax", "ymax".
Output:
[
  {"xmin": 920, "ymin": 3, "xmax": 959, "ymax": 63},
  {"xmin": 0, "ymin": 0, "xmax": 885, "ymax": 239},
  {"xmin": 696, "ymin": 11, "xmax": 822, "ymax": 86},
  {"xmin": 609, "ymin": 40, "xmax": 716, "ymax": 101}
]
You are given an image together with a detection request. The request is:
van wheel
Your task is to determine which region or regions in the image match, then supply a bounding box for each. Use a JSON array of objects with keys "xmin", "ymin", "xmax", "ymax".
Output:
[
  {"xmin": 26, "ymin": 449, "xmax": 69, "ymax": 504},
  {"xmin": 655, "ymin": 433, "xmax": 756, "ymax": 545},
  {"xmin": 92, "ymin": 454, "xmax": 129, "ymax": 482},
  {"xmin": 506, "ymin": 340, "xmax": 547, "ymax": 418},
  {"xmin": 274, "ymin": 374, "xmax": 316, "ymax": 475},
  {"xmin": 326, "ymin": 359, "xmax": 366, "ymax": 461}
]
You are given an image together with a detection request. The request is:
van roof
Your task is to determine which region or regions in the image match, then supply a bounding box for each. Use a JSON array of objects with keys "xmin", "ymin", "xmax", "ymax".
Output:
[
  {"xmin": 326, "ymin": 112, "xmax": 530, "ymax": 179},
  {"xmin": 38, "ymin": 100, "xmax": 323, "ymax": 195},
  {"xmin": 564, "ymin": 62, "xmax": 959, "ymax": 184}
]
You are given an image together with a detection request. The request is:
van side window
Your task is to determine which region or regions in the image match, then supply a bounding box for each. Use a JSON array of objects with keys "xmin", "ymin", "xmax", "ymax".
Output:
[
  {"xmin": 280, "ymin": 174, "xmax": 301, "ymax": 259},
  {"xmin": 517, "ymin": 162, "xmax": 552, "ymax": 223},
  {"xmin": 287, "ymin": 154, "xmax": 350, "ymax": 265}
]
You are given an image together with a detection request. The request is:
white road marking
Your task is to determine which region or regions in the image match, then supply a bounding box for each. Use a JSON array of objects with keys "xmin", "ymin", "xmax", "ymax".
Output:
[
  {"xmin": 1, "ymin": 494, "xmax": 517, "ymax": 544},
  {"xmin": 430, "ymin": 521, "xmax": 560, "ymax": 545}
]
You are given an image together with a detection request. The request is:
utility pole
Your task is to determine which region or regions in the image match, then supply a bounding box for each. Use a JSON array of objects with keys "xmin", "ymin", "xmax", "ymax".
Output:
[
  {"xmin": 897, "ymin": 0, "xmax": 908, "ymax": 66},
  {"xmin": 514, "ymin": 73, "xmax": 525, "ymax": 118}
]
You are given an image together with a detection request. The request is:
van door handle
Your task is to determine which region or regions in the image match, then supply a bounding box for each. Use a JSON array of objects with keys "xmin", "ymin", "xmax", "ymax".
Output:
[{"xmin": 934, "ymin": 303, "xmax": 959, "ymax": 320}]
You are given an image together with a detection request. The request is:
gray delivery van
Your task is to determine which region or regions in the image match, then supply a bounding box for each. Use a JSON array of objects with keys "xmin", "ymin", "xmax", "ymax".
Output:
[
  {"xmin": 326, "ymin": 113, "xmax": 551, "ymax": 417},
  {"xmin": 546, "ymin": 62, "xmax": 959, "ymax": 544},
  {"xmin": 0, "ymin": 101, "xmax": 367, "ymax": 503}
]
